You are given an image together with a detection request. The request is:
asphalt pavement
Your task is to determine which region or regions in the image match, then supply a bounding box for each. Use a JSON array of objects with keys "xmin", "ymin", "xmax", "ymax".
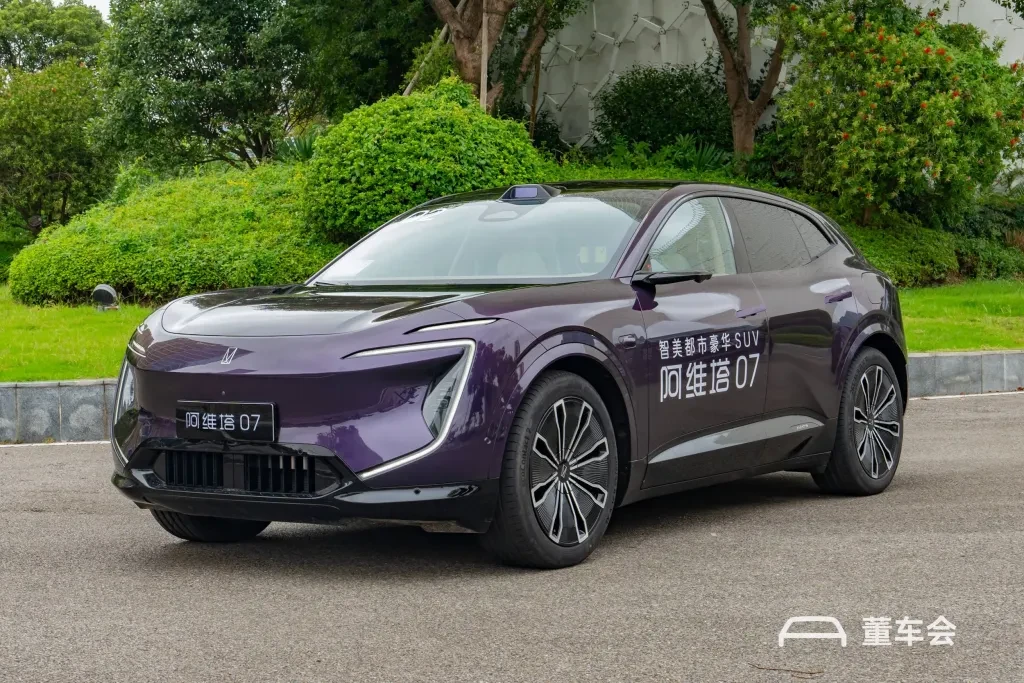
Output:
[{"xmin": 2, "ymin": 394, "xmax": 1023, "ymax": 682}]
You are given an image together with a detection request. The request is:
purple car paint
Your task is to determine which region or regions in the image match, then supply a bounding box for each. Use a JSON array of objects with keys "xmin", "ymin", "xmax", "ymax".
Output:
[{"xmin": 112, "ymin": 181, "xmax": 907, "ymax": 563}]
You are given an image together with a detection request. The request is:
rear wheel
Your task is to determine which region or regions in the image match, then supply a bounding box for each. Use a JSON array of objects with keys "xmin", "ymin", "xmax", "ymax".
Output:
[
  {"xmin": 814, "ymin": 348, "xmax": 904, "ymax": 495},
  {"xmin": 483, "ymin": 371, "xmax": 618, "ymax": 568},
  {"xmin": 151, "ymin": 510, "xmax": 270, "ymax": 542}
]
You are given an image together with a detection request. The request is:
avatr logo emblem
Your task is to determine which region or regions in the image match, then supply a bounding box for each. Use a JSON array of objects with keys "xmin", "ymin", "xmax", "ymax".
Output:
[{"xmin": 221, "ymin": 347, "xmax": 239, "ymax": 365}]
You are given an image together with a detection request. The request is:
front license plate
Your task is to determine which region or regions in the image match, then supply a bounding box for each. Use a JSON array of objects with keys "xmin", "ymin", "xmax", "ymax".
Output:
[{"xmin": 176, "ymin": 401, "xmax": 276, "ymax": 442}]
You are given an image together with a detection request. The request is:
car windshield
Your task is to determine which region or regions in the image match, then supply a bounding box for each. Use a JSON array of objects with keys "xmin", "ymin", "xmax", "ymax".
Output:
[{"xmin": 313, "ymin": 188, "xmax": 664, "ymax": 285}]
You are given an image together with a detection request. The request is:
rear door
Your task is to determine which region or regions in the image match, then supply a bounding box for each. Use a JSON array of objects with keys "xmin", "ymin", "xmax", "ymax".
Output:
[
  {"xmin": 725, "ymin": 198, "xmax": 858, "ymax": 463},
  {"xmin": 638, "ymin": 196, "xmax": 770, "ymax": 489}
]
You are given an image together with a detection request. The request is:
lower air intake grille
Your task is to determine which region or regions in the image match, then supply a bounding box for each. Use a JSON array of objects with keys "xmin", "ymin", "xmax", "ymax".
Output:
[
  {"xmin": 154, "ymin": 451, "xmax": 340, "ymax": 497},
  {"xmin": 164, "ymin": 450, "xmax": 224, "ymax": 489}
]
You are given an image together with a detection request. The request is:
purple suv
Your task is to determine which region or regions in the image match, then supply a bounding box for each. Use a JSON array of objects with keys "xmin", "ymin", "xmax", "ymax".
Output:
[{"xmin": 112, "ymin": 182, "xmax": 907, "ymax": 568}]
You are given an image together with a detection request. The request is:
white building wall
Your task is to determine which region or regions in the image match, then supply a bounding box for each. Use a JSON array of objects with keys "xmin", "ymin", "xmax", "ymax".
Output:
[{"xmin": 535, "ymin": 0, "xmax": 1024, "ymax": 145}]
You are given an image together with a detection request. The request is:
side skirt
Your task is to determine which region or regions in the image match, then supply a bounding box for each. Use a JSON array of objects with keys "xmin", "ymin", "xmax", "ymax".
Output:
[{"xmin": 617, "ymin": 451, "xmax": 831, "ymax": 507}]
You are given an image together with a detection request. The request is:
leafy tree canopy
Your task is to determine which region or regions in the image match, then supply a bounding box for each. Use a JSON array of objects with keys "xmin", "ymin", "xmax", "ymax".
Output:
[
  {"xmin": 100, "ymin": 0, "xmax": 305, "ymax": 169},
  {"xmin": 287, "ymin": 0, "xmax": 438, "ymax": 118},
  {"xmin": 0, "ymin": 0, "xmax": 104, "ymax": 71},
  {"xmin": 0, "ymin": 59, "xmax": 115, "ymax": 233}
]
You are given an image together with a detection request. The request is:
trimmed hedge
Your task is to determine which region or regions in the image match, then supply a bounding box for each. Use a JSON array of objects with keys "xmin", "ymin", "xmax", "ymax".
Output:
[
  {"xmin": 9, "ymin": 153, "xmax": 1019, "ymax": 305},
  {"xmin": 303, "ymin": 78, "xmax": 545, "ymax": 244},
  {"xmin": 8, "ymin": 164, "xmax": 339, "ymax": 305}
]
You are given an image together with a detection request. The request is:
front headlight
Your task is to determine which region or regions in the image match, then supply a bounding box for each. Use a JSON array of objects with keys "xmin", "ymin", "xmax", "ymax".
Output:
[
  {"xmin": 114, "ymin": 357, "xmax": 137, "ymax": 424},
  {"xmin": 111, "ymin": 358, "xmax": 137, "ymax": 464},
  {"xmin": 422, "ymin": 351, "xmax": 471, "ymax": 437}
]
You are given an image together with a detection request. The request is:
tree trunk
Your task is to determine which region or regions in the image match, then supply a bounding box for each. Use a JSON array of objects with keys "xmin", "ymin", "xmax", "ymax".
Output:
[
  {"xmin": 428, "ymin": 0, "xmax": 518, "ymax": 113},
  {"xmin": 730, "ymin": 106, "xmax": 756, "ymax": 158}
]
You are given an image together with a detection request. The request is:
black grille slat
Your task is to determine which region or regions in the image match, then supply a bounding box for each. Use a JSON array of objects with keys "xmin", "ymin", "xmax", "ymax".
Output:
[{"xmin": 154, "ymin": 450, "xmax": 337, "ymax": 497}]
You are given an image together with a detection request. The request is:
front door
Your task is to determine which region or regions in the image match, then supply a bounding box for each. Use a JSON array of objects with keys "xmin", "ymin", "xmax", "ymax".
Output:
[{"xmin": 638, "ymin": 196, "xmax": 770, "ymax": 489}]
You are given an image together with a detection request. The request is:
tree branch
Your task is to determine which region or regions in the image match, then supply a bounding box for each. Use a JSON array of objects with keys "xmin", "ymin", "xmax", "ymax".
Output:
[
  {"xmin": 429, "ymin": 0, "xmax": 468, "ymax": 36},
  {"xmin": 700, "ymin": 0, "xmax": 740, "ymax": 102},
  {"xmin": 735, "ymin": 4, "xmax": 752, "ymax": 78},
  {"xmin": 513, "ymin": 5, "xmax": 550, "ymax": 90},
  {"xmin": 752, "ymin": 35, "xmax": 786, "ymax": 117}
]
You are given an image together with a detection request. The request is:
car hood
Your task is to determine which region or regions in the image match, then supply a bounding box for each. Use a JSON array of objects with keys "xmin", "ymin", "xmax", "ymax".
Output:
[{"xmin": 160, "ymin": 285, "xmax": 492, "ymax": 337}]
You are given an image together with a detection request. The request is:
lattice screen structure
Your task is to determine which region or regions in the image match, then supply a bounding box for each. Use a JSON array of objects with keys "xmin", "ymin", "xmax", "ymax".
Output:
[{"xmin": 524, "ymin": 0, "xmax": 777, "ymax": 146}]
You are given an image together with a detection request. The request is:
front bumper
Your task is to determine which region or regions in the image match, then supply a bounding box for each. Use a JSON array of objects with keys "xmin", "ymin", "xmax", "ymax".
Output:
[{"xmin": 112, "ymin": 439, "xmax": 498, "ymax": 532}]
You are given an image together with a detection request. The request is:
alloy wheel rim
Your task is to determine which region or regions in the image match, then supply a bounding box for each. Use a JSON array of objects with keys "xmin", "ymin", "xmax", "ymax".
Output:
[
  {"xmin": 852, "ymin": 365, "xmax": 901, "ymax": 479},
  {"xmin": 529, "ymin": 397, "xmax": 610, "ymax": 546}
]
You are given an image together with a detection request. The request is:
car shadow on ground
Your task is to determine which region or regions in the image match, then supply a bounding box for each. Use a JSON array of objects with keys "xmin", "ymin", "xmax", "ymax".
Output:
[{"xmin": 130, "ymin": 472, "xmax": 826, "ymax": 577}]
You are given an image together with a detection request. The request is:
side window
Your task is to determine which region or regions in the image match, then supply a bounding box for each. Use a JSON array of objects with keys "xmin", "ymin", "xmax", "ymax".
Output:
[
  {"xmin": 726, "ymin": 198, "xmax": 811, "ymax": 272},
  {"xmin": 791, "ymin": 212, "xmax": 832, "ymax": 257},
  {"xmin": 643, "ymin": 198, "xmax": 737, "ymax": 275}
]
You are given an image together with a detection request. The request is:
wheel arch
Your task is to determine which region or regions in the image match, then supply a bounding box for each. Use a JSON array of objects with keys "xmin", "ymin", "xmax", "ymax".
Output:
[
  {"xmin": 495, "ymin": 342, "xmax": 640, "ymax": 506},
  {"xmin": 842, "ymin": 326, "xmax": 908, "ymax": 410}
]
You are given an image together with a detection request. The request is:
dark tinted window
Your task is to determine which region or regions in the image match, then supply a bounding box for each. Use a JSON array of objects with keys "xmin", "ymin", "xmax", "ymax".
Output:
[
  {"xmin": 727, "ymin": 198, "xmax": 810, "ymax": 272},
  {"xmin": 792, "ymin": 212, "xmax": 832, "ymax": 257}
]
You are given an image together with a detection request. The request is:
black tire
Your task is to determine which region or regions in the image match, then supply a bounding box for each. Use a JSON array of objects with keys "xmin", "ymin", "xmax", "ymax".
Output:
[
  {"xmin": 814, "ymin": 348, "xmax": 904, "ymax": 495},
  {"xmin": 482, "ymin": 371, "xmax": 618, "ymax": 569},
  {"xmin": 150, "ymin": 510, "xmax": 270, "ymax": 543}
]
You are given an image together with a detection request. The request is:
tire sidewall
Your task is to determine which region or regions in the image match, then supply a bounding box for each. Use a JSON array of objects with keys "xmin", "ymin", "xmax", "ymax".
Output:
[
  {"xmin": 505, "ymin": 373, "xmax": 618, "ymax": 567},
  {"xmin": 834, "ymin": 348, "xmax": 904, "ymax": 494}
]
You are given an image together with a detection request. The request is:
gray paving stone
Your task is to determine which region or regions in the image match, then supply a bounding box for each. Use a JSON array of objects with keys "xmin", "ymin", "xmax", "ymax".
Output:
[
  {"xmin": 1004, "ymin": 353, "xmax": 1024, "ymax": 392},
  {"xmin": 16, "ymin": 385, "xmax": 60, "ymax": 443},
  {"xmin": 933, "ymin": 353, "xmax": 982, "ymax": 396},
  {"xmin": 907, "ymin": 354, "xmax": 936, "ymax": 399},
  {"xmin": 0, "ymin": 385, "xmax": 16, "ymax": 443},
  {"xmin": 59, "ymin": 383, "xmax": 106, "ymax": 442},
  {"xmin": 982, "ymin": 353, "xmax": 1007, "ymax": 393}
]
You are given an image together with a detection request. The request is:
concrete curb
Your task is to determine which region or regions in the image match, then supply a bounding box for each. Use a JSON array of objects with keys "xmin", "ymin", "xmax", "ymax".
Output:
[
  {"xmin": 2, "ymin": 350, "xmax": 1022, "ymax": 445},
  {"xmin": 0, "ymin": 379, "xmax": 117, "ymax": 444},
  {"xmin": 908, "ymin": 350, "xmax": 1024, "ymax": 398}
]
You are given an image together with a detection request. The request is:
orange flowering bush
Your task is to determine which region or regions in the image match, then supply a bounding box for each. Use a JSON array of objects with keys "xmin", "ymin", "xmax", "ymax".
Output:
[{"xmin": 778, "ymin": 2, "xmax": 1024, "ymax": 223}]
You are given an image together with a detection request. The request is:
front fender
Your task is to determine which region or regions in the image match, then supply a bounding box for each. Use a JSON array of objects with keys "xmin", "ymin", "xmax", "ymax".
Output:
[{"xmin": 488, "ymin": 338, "xmax": 642, "ymax": 481}]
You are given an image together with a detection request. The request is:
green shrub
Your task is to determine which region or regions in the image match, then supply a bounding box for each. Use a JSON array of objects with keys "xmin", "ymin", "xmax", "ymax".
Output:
[
  {"xmin": 304, "ymin": 78, "xmax": 545, "ymax": 243},
  {"xmin": 9, "ymin": 164, "xmax": 339, "ymax": 305},
  {"xmin": 954, "ymin": 235, "xmax": 1024, "ymax": 280},
  {"xmin": 593, "ymin": 63, "xmax": 732, "ymax": 153},
  {"xmin": 780, "ymin": 2, "xmax": 1024, "ymax": 226}
]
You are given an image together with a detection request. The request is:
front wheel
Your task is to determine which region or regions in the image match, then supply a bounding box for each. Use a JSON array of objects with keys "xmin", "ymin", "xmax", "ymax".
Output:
[
  {"xmin": 814, "ymin": 348, "xmax": 904, "ymax": 495},
  {"xmin": 151, "ymin": 510, "xmax": 270, "ymax": 542},
  {"xmin": 482, "ymin": 371, "xmax": 618, "ymax": 569}
]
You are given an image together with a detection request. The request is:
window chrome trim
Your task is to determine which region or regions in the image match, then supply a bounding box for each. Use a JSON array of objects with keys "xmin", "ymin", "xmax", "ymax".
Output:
[
  {"xmin": 349, "ymin": 340, "xmax": 476, "ymax": 480},
  {"xmin": 413, "ymin": 319, "xmax": 496, "ymax": 333}
]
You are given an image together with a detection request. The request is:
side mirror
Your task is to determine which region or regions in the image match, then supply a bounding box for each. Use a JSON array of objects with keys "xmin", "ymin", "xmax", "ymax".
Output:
[{"xmin": 631, "ymin": 270, "xmax": 713, "ymax": 288}]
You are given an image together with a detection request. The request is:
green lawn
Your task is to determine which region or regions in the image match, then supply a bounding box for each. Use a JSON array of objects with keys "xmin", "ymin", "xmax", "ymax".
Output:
[
  {"xmin": 0, "ymin": 281, "xmax": 1022, "ymax": 382},
  {"xmin": 901, "ymin": 280, "xmax": 1024, "ymax": 352},
  {"xmin": 0, "ymin": 286, "xmax": 152, "ymax": 382}
]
